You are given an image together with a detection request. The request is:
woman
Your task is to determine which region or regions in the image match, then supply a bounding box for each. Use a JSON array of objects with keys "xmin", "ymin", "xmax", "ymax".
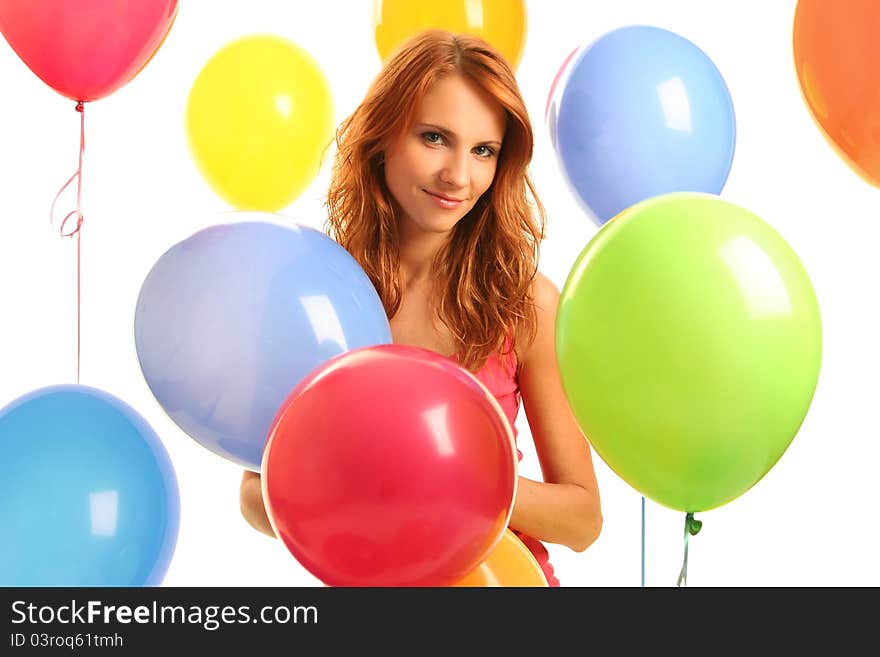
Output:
[{"xmin": 241, "ymin": 30, "xmax": 602, "ymax": 586}]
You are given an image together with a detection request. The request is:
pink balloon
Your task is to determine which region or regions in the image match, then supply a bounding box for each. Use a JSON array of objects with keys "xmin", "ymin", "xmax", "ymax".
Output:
[
  {"xmin": 262, "ymin": 344, "xmax": 518, "ymax": 587},
  {"xmin": 0, "ymin": 0, "xmax": 179, "ymax": 102},
  {"xmin": 545, "ymin": 45, "xmax": 580, "ymax": 122}
]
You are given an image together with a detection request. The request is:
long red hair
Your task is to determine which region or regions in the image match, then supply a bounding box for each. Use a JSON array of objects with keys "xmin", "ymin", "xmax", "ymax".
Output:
[{"xmin": 326, "ymin": 30, "xmax": 545, "ymax": 372}]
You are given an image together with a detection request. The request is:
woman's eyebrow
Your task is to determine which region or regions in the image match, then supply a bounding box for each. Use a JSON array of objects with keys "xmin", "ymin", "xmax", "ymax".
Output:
[{"xmin": 415, "ymin": 123, "xmax": 502, "ymax": 147}]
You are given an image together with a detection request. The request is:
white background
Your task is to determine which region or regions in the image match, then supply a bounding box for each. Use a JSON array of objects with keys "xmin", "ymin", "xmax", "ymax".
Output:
[{"xmin": 1, "ymin": 1, "xmax": 877, "ymax": 587}]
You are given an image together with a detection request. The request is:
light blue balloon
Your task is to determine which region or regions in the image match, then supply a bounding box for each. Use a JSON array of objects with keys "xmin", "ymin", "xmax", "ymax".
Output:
[
  {"xmin": 134, "ymin": 221, "xmax": 393, "ymax": 471},
  {"xmin": 0, "ymin": 385, "xmax": 180, "ymax": 586},
  {"xmin": 555, "ymin": 25, "xmax": 736, "ymax": 225}
]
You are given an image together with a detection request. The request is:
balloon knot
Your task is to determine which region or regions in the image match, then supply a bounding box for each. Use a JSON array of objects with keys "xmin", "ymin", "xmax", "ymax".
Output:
[
  {"xmin": 685, "ymin": 512, "xmax": 702, "ymax": 536},
  {"xmin": 75, "ymin": 101, "xmax": 84, "ymax": 113},
  {"xmin": 59, "ymin": 210, "xmax": 84, "ymax": 238}
]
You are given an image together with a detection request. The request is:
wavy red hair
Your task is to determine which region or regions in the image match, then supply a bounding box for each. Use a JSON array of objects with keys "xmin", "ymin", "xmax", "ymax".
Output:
[{"xmin": 326, "ymin": 30, "xmax": 545, "ymax": 372}]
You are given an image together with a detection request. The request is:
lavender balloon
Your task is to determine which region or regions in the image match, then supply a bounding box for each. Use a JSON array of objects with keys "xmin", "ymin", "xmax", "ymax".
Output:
[
  {"xmin": 135, "ymin": 221, "xmax": 392, "ymax": 470},
  {"xmin": 554, "ymin": 26, "xmax": 736, "ymax": 225}
]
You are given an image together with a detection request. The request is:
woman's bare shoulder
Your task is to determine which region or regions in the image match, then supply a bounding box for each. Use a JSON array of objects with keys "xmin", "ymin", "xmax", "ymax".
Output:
[{"xmin": 513, "ymin": 272, "xmax": 560, "ymax": 365}]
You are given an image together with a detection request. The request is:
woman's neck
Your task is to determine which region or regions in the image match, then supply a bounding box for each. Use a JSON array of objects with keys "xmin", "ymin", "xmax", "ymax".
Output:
[{"xmin": 397, "ymin": 223, "xmax": 451, "ymax": 289}]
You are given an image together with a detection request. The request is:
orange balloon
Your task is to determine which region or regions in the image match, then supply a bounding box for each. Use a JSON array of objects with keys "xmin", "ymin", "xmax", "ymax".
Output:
[
  {"xmin": 454, "ymin": 530, "xmax": 548, "ymax": 587},
  {"xmin": 794, "ymin": 0, "xmax": 880, "ymax": 186}
]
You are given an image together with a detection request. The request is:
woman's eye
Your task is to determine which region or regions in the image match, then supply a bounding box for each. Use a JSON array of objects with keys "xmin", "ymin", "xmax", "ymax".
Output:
[
  {"xmin": 474, "ymin": 145, "xmax": 496, "ymax": 158},
  {"xmin": 422, "ymin": 132, "xmax": 443, "ymax": 144}
]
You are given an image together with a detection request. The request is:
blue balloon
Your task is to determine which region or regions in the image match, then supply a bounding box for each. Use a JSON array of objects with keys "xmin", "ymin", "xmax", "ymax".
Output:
[
  {"xmin": 134, "ymin": 221, "xmax": 393, "ymax": 471},
  {"xmin": 554, "ymin": 25, "xmax": 736, "ymax": 225},
  {"xmin": 0, "ymin": 385, "xmax": 180, "ymax": 586}
]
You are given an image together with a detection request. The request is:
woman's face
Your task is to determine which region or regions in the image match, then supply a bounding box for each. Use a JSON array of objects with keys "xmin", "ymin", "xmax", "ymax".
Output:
[{"xmin": 383, "ymin": 73, "xmax": 507, "ymax": 237}]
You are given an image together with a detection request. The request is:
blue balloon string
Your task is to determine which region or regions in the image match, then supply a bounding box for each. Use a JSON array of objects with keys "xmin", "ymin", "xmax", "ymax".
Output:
[{"xmin": 641, "ymin": 496, "xmax": 645, "ymax": 587}]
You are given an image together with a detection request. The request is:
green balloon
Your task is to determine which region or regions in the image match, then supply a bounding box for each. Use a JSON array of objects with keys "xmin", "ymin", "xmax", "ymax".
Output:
[{"xmin": 557, "ymin": 193, "xmax": 822, "ymax": 512}]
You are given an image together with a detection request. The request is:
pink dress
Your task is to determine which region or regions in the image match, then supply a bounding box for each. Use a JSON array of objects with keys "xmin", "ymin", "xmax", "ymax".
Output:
[{"xmin": 470, "ymin": 339, "xmax": 560, "ymax": 587}]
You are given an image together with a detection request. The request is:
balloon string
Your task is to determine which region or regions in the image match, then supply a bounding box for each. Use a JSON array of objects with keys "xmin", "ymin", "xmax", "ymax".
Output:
[
  {"xmin": 676, "ymin": 512, "xmax": 702, "ymax": 587},
  {"xmin": 50, "ymin": 101, "xmax": 86, "ymax": 383},
  {"xmin": 641, "ymin": 496, "xmax": 645, "ymax": 587}
]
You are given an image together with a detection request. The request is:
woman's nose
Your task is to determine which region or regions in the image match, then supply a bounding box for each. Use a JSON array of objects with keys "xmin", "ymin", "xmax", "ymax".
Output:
[{"xmin": 438, "ymin": 150, "xmax": 469, "ymax": 189}]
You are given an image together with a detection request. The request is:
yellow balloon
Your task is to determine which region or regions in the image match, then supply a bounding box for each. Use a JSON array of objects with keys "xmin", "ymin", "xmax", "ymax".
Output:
[
  {"xmin": 373, "ymin": 0, "xmax": 527, "ymax": 71},
  {"xmin": 185, "ymin": 35, "xmax": 334, "ymax": 212},
  {"xmin": 454, "ymin": 530, "xmax": 548, "ymax": 587}
]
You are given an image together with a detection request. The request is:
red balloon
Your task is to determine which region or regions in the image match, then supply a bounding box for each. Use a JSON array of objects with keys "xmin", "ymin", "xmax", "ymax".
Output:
[
  {"xmin": 0, "ymin": 0, "xmax": 179, "ymax": 102},
  {"xmin": 261, "ymin": 344, "xmax": 517, "ymax": 587}
]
